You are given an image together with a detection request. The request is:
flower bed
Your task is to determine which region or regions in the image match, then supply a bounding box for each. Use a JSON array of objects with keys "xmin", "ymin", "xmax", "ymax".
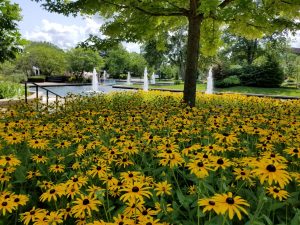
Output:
[{"xmin": 0, "ymin": 91, "xmax": 299, "ymax": 225}]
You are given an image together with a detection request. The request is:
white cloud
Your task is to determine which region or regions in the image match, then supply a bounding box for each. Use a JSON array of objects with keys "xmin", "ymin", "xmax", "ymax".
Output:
[
  {"xmin": 24, "ymin": 17, "xmax": 103, "ymax": 50},
  {"xmin": 24, "ymin": 17, "xmax": 141, "ymax": 52},
  {"xmin": 122, "ymin": 42, "xmax": 141, "ymax": 53},
  {"xmin": 290, "ymin": 31, "xmax": 300, "ymax": 48}
]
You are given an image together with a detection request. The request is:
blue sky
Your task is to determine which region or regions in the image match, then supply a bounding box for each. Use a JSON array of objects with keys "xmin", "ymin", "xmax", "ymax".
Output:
[
  {"xmin": 12, "ymin": 0, "xmax": 140, "ymax": 51},
  {"xmin": 12, "ymin": 0, "xmax": 300, "ymax": 50}
]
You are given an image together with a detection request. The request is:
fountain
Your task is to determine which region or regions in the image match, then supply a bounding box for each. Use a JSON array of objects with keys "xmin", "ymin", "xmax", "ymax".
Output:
[
  {"xmin": 143, "ymin": 67, "xmax": 149, "ymax": 91},
  {"xmin": 151, "ymin": 72, "xmax": 156, "ymax": 84},
  {"xmin": 103, "ymin": 70, "xmax": 107, "ymax": 80},
  {"xmin": 205, "ymin": 67, "xmax": 213, "ymax": 94},
  {"xmin": 92, "ymin": 68, "xmax": 99, "ymax": 92},
  {"xmin": 127, "ymin": 72, "xmax": 132, "ymax": 85}
]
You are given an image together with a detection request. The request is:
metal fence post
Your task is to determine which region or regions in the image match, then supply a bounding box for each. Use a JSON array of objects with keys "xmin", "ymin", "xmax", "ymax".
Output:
[{"xmin": 25, "ymin": 82, "xmax": 28, "ymax": 103}]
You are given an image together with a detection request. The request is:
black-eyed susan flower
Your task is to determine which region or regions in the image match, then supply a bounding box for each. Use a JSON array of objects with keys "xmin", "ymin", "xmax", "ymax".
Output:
[
  {"xmin": 187, "ymin": 159, "xmax": 211, "ymax": 178},
  {"xmin": 40, "ymin": 185, "xmax": 65, "ymax": 202},
  {"xmin": 0, "ymin": 197, "xmax": 14, "ymax": 215},
  {"xmin": 252, "ymin": 160, "xmax": 291, "ymax": 188},
  {"xmin": 154, "ymin": 181, "xmax": 172, "ymax": 196},
  {"xmin": 212, "ymin": 192, "xmax": 249, "ymax": 220},
  {"xmin": 198, "ymin": 198, "xmax": 221, "ymax": 214},
  {"xmin": 20, "ymin": 207, "xmax": 47, "ymax": 225},
  {"xmin": 0, "ymin": 155, "xmax": 21, "ymax": 167},
  {"xmin": 31, "ymin": 154, "xmax": 49, "ymax": 164},
  {"xmin": 71, "ymin": 194, "xmax": 102, "ymax": 218},
  {"xmin": 266, "ymin": 186, "xmax": 289, "ymax": 201},
  {"xmin": 284, "ymin": 147, "xmax": 300, "ymax": 158},
  {"xmin": 233, "ymin": 168, "xmax": 253, "ymax": 182},
  {"xmin": 120, "ymin": 182, "xmax": 152, "ymax": 202},
  {"xmin": 49, "ymin": 164, "xmax": 65, "ymax": 173}
]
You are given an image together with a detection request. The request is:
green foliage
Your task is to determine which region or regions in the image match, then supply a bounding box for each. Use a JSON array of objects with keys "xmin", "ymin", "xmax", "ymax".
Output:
[
  {"xmin": 0, "ymin": 81, "xmax": 24, "ymax": 99},
  {"xmin": 160, "ymin": 64, "xmax": 178, "ymax": 79},
  {"xmin": 0, "ymin": 0, "xmax": 24, "ymax": 63},
  {"xmin": 128, "ymin": 52, "xmax": 147, "ymax": 77},
  {"xmin": 105, "ymin": 46, "xmax": 129, "ymax": 78},
  {"xmin": 216, "ymin": 55, "xmax": 284, "ymax": 88},
  {"xmin": 67, "ymin": 47, "xmax": 104, "ymax": 78},
  {"xmin": 16, "ymin": 42, "xmax": 67, "ymax": 76},
  {"xmin": 215, "ymin": 75, "xmax": 241, "ymax": 88},
  {"xmin": 105, "ymin": 45, "xmax": 147, "ymax": 78},
  {"xmin": 27, "ymin": 76, "xmax": 46, "ymax": 82}
]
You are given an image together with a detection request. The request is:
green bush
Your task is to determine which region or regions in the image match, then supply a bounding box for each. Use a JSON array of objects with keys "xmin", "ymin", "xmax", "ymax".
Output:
[
  {"xmin": 27, "ymin": 76, "xmax": 46, "ymax": 82},
  {"xmin": 239, "ymin": 56, "xmax": 284, "ymax": 87},
  {"xmin": 217, "ymin": 55, "xmax": 284, "ymax": 88},
  {"xmin": 215, "ymin": 75, "xmax": 241, "ymax": 88},
  {"xmin": 0, "ymin": 81, "xmax": 25, "ymax": 99},
  {"xmin": 0, "ymin": 73, "xmax": 26, "ymax": 83}
]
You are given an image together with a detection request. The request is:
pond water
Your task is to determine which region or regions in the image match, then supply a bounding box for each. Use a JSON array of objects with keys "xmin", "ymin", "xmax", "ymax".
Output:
[{"xmin": 29, "ymin": 81, "xmax": 129, "ymax": 97}]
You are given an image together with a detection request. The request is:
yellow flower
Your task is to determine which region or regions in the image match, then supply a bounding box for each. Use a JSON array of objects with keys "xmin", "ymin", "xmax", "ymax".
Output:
[
  {"xmin": 120, "ymin": 182, "xmax": 152, "ymax": 202},
  {"xmin": 40, "ymin": 185, "xmax": 65, "ymax": 202},
  {"xmin": 266, "ymin": 186, "xmax": 289, "ymax": 201},
  {"xmin": 252, "ymin": 160, "xmax": 291, "ymax": 188},
  {"xmin": 198, "ymin": 198, "xmax": 221, "ymax": 214},
  {"xmin": 0, "ymin": 155, "xmax": 21, "ymax": 167},
  {"xmin": 154, "ymin": 181, "xmax": 172, "ymax": 196},
  {"xmin": 212, "ymin": 192, "xmax": 249, "ymax": 220},
  {"xmin": 71, "ymin": 194, "xmax": 102, "ymax": 218}
]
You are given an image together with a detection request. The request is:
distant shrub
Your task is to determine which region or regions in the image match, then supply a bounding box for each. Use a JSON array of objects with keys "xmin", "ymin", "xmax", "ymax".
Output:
[
  {"xmin": 215, "ymin": 75, "xmax": 241, "ymax": 88},
  {"xmin": 27, "ymin": 76, "xmax": 46, "ymax": 82},
  {"xmin": 0, "ymin": 81, "xmax": 25, "ymax": 99},
  {"xmin": 216, "ymin": 55, "xmax": 284, "ymax": 88},
  {"xmin": 174, "ymin": 80, "xmax": 182, "ymax": 85},
  {"xmin": 0, "ymin": 73, "xmax": 26, "ymax": 83}
]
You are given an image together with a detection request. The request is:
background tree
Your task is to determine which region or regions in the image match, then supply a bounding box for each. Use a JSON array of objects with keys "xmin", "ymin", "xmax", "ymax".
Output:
[
  {"xmin": 128, "ymin": 52, "xmax": 147, "ymax": 77},
  {"xmin": 105, "ymin": 45, "xmax": 129, "ymax": 78},
  {"xmin": 0, "ymin": 0, "xmax": 24, "ymax": 63},
  {"xmin": 67, "ymin": 47, "xmax": 104, "ymax": 80},
  {"xmin": 17, "ymin": 42, "xmax": 67, "ymax": 76},
  {"xmin": 141, "ymin": 40, "xmax": 166, "ymax": 76},
  {"xmin": 34, "ymin": 0, "xmax": 300, "ymax": 106}
]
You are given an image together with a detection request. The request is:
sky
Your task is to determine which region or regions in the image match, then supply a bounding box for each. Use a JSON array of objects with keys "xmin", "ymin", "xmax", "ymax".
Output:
[
  {"xmin": 12, "ymin": 0, "xmax": 141, "ymax": 52},
  {"xmin": 12, "ymin": 0, "xmax": 300, "ymax": 52}
]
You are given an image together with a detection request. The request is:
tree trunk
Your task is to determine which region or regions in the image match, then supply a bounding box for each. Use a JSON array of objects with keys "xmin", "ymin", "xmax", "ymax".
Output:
[{"xmin": 183, "ymin": 13, "xmax": 202, "ymax": 107}]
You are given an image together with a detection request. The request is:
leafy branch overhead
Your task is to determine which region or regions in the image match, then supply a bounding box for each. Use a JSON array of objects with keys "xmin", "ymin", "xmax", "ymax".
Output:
[{"xmin": 32, "ymin": 0, "xmax": 300, "ymax": 106}]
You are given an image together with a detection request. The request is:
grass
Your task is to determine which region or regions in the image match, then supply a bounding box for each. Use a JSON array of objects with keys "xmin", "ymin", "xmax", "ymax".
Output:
[{"xmin": 127, "ymin": 84, "xmax": 300, "ymax": 97}]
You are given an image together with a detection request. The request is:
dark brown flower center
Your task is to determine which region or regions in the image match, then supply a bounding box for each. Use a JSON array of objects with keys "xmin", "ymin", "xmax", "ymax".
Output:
[
  {"xmin": 128, "ymin": 173, "xmax": 133, "ymax": 178},
  {"xmin": 5, "ymin": 157, "xmax": 11, "ymax": 161},
  {"xmin": 73, "ymin": 178, "xmax": 78, "ymax": 182},
  {"xmin": 166, "ymin": 150, "xmax": 172, "ymax": 154},
  {"xmin": 226, "ymin": 197, "xmax": 235, "ymax": 204},
  {"xmin": 273, "ymin": 188, "xmax": 279, "ymax": 193},
  {"xmin": 132, "ymin": 186, "xmax": 139, "ymax": 192},
  {"xmin": 217, "ymin": 159, "xmax": 224, "ymax": 165},
  {"xmin": 293, "ymin": 149, "xmax": 299, "ymax": 153},
  {"xmin": 49, "ymin": 189, "xmax": 56, "ymax": 194},
  {"xmin": 83, "ymin": 199, "xmax": 89, "ymax": 205},
  {"xmin": 270, "ymin": 153, "xmax": 275, "ymax": 158},
  {"xmin": 266, "ymin": 164, "xmax": 276, "ymax": 172},
  {"xmin": 241, "ymin": 172, "xmax": 246, "ymax": 175},
  {"xmin": 97, "ymin": 166, "xmax": 102, "ymax": 170},
  {"xmin": 197, "ymin": 162, "xmax": 204, "ymax": 167},
  {"xmin": 209, "ymin": 201, "xmax": 215, "ymax": 205},
  {"xmin": 14, "ymin": 198, "xmax": 20, "ymax": 202},
  {"xmin": 2, "ymin": 202, "xmax": 7, "ymax": 206}
]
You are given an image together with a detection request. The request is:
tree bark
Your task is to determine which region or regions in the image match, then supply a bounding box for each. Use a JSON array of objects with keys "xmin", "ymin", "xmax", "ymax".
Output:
[{"xmin": 183, "ymin": 12, "xmax": 202, "ymax": 107}]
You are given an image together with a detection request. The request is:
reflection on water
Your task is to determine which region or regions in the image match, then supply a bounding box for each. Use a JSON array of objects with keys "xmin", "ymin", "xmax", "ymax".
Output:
[{"xmin": 29, "ymin": 83, "xmax": 128, "ymax": 97}]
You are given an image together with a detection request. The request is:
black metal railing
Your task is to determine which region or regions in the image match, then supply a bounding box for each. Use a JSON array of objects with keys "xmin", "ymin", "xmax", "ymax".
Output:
[{"xmin": 25, "ymin": 82, "xmax": 66, "ymax": 110}]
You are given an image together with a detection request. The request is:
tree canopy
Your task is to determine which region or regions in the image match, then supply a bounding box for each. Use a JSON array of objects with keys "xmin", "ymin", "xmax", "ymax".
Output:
[
  {"xmin": 17, "ymin": 42, "xmax": 67, "ymax": 76},
  {"xmin": 0, "ymin": 0, "xmax": 24, "ymax": 63},
  {"xmin": 33, "ymin": 0, "xmax": 300, "ymax": 106}
]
